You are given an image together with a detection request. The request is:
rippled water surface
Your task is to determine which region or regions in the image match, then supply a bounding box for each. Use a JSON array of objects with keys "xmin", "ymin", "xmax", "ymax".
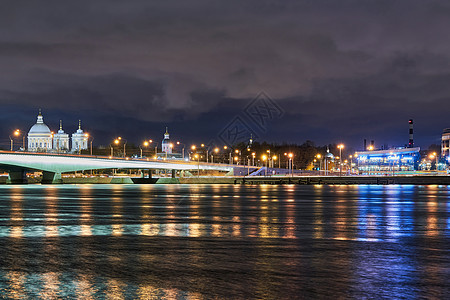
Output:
[{"xmin": 0, "ymin": 184, "xmax": 449, "ymax": 299}]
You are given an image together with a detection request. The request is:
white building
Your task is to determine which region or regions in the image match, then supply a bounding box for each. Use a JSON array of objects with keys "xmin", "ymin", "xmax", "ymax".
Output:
[
  {"xmin": 71, "ymin": 120, "xmax": 88, "ymax": 152},
  {"xmin": 27, "ymin": 110, "xmax": 53, "ymax": 152},
  {"xmin": 161, "ymin": 127, "xmax": 172, "ymax": 154},
  {"xmin": 442, "ymin": 128, "xmax": 450, "ymax": 160},
  {"xmin": 53, "ymin": 120, "xmax": 70, "ymax": 152}
]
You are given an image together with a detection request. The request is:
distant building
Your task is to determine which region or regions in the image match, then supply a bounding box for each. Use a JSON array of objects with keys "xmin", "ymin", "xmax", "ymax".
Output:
[
  {"xmin": 441, "ymin": 128, "xmax": 450, "ymax": 160},
  {"xmin": 161, "ymin": 127, "xmax": 172, "ymax": 154},
  {"xmin": 27, "ymin": 111, "xmax": 90, "ymax": 153},
  {"xmin": 355, "ymin": 147, "xmax": 421, "ymax": 174},
  {"xmin": 53, "ymin": 120, "xmax": 70, "ymax": 151},
  {"xmin": 71, "ymin": 120, "xmax": 88, "ymax": 152},
  {"xmin": 27, "ymin": 110, "xmax": 53, "ymax": 152},
  {"xmin": 157, "ymin": 127, "xmax": 183, "ymax": 160}
]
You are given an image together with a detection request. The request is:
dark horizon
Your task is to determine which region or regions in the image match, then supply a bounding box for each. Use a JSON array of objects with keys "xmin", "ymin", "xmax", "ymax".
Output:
[{"xmin": 1, "ymin": 1, "xmax": 450, "ymax": 150}]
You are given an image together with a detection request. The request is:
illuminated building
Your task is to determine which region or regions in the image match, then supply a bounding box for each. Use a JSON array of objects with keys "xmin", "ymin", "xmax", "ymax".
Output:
[
  {"xmin": 27, "ymin": 110, "xmax": 53, "ymax": 152},
  {"xmin": 355, "ymin": 147, "xmax": 420, "ymax": 174},
  {"xmin": 161, "ymin": 127, "xmax": 172, "ymax": 154},
  {"xmin": 157, "ymin": 128, "xmax": 183, "ymax": 160},
  {"xmin": 71, "ymin": 120, "xmax": 88, "ymax": 152},
  {"xmin": 53, "ymin": 120, "xmax": 70, "ymax": 151},
  {"xmin": 441, "ymin": 128, "xmax": 450, "ymax": 161}
]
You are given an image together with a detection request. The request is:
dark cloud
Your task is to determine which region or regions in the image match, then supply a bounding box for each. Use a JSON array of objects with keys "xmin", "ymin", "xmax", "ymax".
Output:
[{"xmin": 0, "ymin": 0, "xmax": 449, "ymax": 148}]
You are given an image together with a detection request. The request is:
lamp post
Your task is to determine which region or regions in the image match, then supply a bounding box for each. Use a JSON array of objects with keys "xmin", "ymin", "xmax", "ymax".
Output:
[
  {"xmin": 316, "ymin": 154, "xmax": 322, "ymax": 173},
  {"xmin": 262, "ymin": 154, "xmax": 268, "ymax": 176},
  {"xmin": 140, "ymin": 140, "xmax": 150, "ymax": 158},
  {"xmin": 429, "ymin": 152, "xmax": 439, "ymax": 171},
  {"xmin": 88, "ymin": 135, "xmax": 94, "ymax": 156},
  {"xmin": 194, "ymin": 153, "xmax": 200, "ymax": 178},
  {"xmin": 337, "ymin": 144, "xmax": 344, "ymax": 177},
  {"xmin": 349, "ymin": 155, "xmax": 352, "ymax": 175},
  {"xmin": 191, "ymin": 145, "xmax": 196, "ymax": 161},
  {"xmin": 288, "ymin": 153, "xmax": 293, "ymax": 177},
  {"xmin": 177, "ymin": 141, "xmax": 185, "ymax": 159},
  {"xmin": 252, "ymin": 152, "xmax": 256, "ymax": 166},
  {"xmin": 9, "ymin": 129, "xmax": 21, "ymax": 151},
  {"xmin": 212, "ymin": 147, "xmax": 219, "ymax": 163}
]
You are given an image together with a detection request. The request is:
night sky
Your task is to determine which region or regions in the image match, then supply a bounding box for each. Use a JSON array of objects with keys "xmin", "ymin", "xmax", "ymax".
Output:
[{"xmin": 1, "ymin": 0, "xmax": 450, "ymax": 150}]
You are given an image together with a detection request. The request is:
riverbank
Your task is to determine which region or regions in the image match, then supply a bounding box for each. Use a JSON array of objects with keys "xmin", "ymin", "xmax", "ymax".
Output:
[{"xmin": 2, "ymin": 175, "xmax": 450, "ymax": 185}]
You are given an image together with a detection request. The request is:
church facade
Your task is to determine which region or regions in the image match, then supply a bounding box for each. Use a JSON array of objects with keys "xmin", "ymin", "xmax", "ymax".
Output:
[{"xmin": 27, "ymin": 111, "xmax": 89, "ymax": 153}]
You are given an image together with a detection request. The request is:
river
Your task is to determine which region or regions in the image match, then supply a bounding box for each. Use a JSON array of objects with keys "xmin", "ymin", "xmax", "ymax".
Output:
[{"xmin": 0, "ymin": 184, "xmax": 448, "ymax": 299}]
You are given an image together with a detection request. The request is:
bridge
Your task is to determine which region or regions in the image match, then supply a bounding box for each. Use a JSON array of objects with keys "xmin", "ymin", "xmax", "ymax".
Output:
[{"xmin": 0, "ymin": 151, "xmax": 234, "ymax": 184}]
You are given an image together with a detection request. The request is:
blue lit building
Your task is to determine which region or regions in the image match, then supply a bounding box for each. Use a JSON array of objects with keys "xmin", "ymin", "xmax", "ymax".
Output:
[{"xmin": 355, "ymin": 147, "xmax": 421, "ymax": 174}]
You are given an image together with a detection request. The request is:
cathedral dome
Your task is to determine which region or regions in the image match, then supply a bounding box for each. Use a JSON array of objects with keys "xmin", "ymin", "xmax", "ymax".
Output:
[{"xmin": 28, "ymin": 111, "xmax": 51, "ymax": 134}]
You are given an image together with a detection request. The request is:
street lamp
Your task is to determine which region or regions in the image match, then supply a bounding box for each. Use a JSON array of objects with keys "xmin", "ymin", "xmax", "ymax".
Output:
[
  {"xmin": 429, "ymin": 152, "xmax": 438, "ymax": 171},
  {"xmin": 288, "ymin": 153, "xmax": 293, "ymax": 177},
  {"xmin": 262, "ymin": 154, "xmax": 268, "ymax": 176},
  {"xmin": 194, "ymin": 153, "xmax": 200, "ymax": 178},
  {"xmin": 85, "ymin": 133, "xmax": 94, "ymax": 155},
  {"xmin": 337, "ymin": 144, "xmax": 344, "ymax": 177},
  {"xmin": 140, "ymin": 140, "xmax": 150, "ymax": 158},
  {"xmin": 177, "ymin": 141, "xmax": 186, "ymax": 159},
  {"xmin": 316, "ymin": 154, "xmax": 322, "ymax": 172},
  {"xmin": 272, "ymin": 155, "xmax": 278, "ymax": 169},
  {"xmin": 9, "ymin": 129, "xmax": 21, "ymax": 151},
  {"xmin": 349, "ymin": 155, "xmax": 352, "ymax": 174},
  {"xmin": 212, "ymin": 147, "xmax": 219, "ymax": 163}
]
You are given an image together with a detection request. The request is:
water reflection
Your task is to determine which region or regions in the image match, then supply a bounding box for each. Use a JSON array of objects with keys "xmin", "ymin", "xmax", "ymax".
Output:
[{"xmin": 0, "ymin": 184, "xmax": 448, "ymax": 298}]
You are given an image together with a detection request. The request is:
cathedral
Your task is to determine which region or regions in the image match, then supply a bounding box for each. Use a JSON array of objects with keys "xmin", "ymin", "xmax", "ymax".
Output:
[{"xmin": 27, "ymin": 110, "xmax": 89, "ymax": 153}]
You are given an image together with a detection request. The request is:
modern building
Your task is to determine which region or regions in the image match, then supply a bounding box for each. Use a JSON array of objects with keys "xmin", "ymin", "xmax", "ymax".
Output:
[
  {"xmin": 71, "ymin": 120, "xmax": 88, "ymax": 153},
  {"xmin": 27, "ymin": 110, "xmax": 53, "ymax": 152},
  {"xmin": 53, "ymin": 120, "xmax": 70, "ymax": 152},
  {"xmin": 355, "ymin": 147, "xmax": 421, "ymax": 174},
  {"xmin": 441, "ymin": 128, "xmax": 450, "ymax": 160}
]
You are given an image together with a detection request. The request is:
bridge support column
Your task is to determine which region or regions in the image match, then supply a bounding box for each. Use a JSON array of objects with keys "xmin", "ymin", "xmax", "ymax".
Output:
[
  {"xmin": 148, "ymin": 170, "xmax": 152, "ymax": 178},
  {"xmin": 42, "ymin": 171, "xmax": 62, "ymax": 184},
  {"xmin": 7, "ymin": 170, "xmax": 27, "ymax": 184},
  {"xmin": 171, "ymin": 169, "xmax": 176, "ymax": 178}
]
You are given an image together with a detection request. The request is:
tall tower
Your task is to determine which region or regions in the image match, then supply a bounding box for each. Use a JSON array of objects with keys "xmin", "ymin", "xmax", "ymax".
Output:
[
  {"xmin": 161, "ymin": 127, "xmax": 172, "ymax": 154},
  {"xmin": 53, "ymin": 120, "xmax": 70, "ymax": 151},
  {"xmin": 71, "ymin": 120, "xmax": 88, "ymax": 152},
  {"xmin": 408, "ymin": 119, "xmax": 414, "ymax": 148}
]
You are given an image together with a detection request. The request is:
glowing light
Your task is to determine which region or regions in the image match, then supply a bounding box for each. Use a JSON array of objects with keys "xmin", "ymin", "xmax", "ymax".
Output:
[
  {"xmin": 214, "ymin": 148, "xmax": 219, "ymax": 153},
  {"xmin": 143, "ymin": 141, "xmax": 149, "ymax": 147},
  {"xmin": 191, "ymin": 145, "xmax": 196, "ymax": 150},
  {"xmin": 262, "ymin": 155, "xmax": 267, "ymax": 161},
  {"xmin": 288, "ymin": 153, "xmax": 293, "ymax": 158}
]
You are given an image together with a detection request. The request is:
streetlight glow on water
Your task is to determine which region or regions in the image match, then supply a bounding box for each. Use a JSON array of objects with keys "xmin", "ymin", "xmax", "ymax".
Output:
[{"xmin": 0, "ymin": 184, "xmax": 447, "ymax": 298}]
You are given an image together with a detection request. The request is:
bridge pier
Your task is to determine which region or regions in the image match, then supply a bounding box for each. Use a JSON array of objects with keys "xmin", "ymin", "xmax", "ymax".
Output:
[
  {"xmin": 171, "ymin": 169, "xmax": 176, "ymax": 178},
  {"xmin": 41, "ymin": 171, "xmax": 62, "ymax": 184},
  {"xmin": 7, "ymin": 169, "xmax": 28, "ymax": 184}
]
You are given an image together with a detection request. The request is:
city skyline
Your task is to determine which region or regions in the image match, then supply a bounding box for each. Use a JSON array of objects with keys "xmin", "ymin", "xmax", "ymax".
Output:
[{"xmin": 2, "ymin": 1, "xmax": 450, "ymax": 148}]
